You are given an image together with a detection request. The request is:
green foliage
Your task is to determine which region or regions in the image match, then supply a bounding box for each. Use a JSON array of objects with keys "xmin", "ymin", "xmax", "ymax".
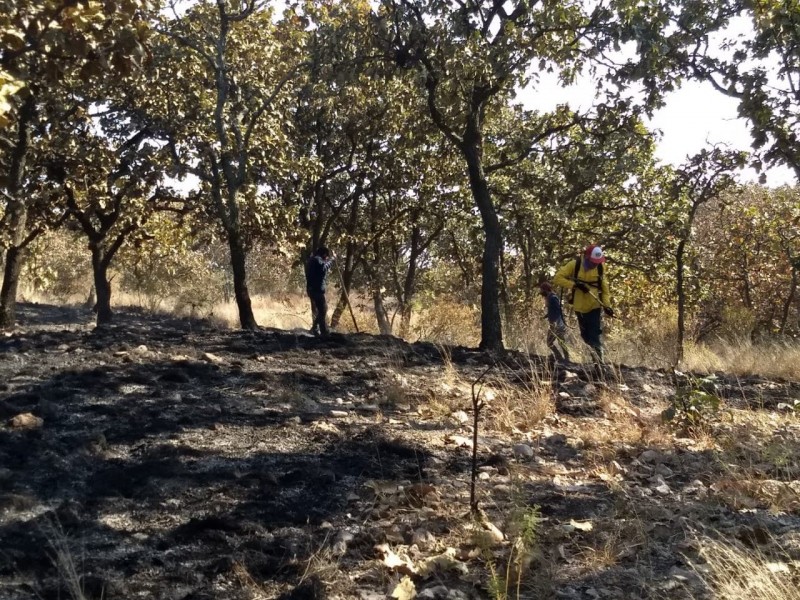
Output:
[
  {"xmin": 119, "ymin": 241, "xmax": 226, "ymax": 313},
  {"xmin": 22, "ymin": 230, "xmax": 92, "ymax": 300},
  {"xmin": 515, "ymin": 505, "xmax": 541, "ymax": 549},
  {"xmin": 662, "ymin": 374, "xmax": 722, "ymax": 433},
  {"xmin": 484, "ymin": 505, "xmax": 542, "ymax": 600},
  {"xmin": 0, "ymin": 0, "xmax": 153, "ymax": 127},
  {"xmin": 693, "ymin": 185, "xmax": 800, "ymax": 337}
]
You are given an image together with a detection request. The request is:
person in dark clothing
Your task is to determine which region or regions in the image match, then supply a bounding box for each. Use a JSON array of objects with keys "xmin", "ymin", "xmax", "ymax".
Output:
[
  {"xmin": 539, "ymin": 281, "xmax": 569, "ymax": 362},
  {"xmin": 306, "ymin": 246, "xmax": 335, "ymax": 336}
]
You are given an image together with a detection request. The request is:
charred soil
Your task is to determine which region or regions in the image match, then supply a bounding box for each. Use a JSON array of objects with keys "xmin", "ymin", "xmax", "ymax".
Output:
[{"xmin": 1, "ymin": 304, "xmax": 799, "ymax": 599}]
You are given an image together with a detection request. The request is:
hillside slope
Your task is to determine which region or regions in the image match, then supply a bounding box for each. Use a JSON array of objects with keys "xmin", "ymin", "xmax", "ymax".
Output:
[{"xmin": 1, "ymin": 304, "xmax": 799, "ymax": 599}]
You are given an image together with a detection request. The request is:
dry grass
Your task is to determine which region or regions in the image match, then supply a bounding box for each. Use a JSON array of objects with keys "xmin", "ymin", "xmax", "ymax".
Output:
[
  {"xmin": 382, "ymin": 378, "xmax": 410, "ymax": 408},
  {"xmin": 435, "ymin": 343, "xmax": 460, "ymax": 387},
  {"xmin": 683, "ymin": 338, "xmax": 800, "ymax": 380},
  {"xmin": 207, "ymin": 294, "xmax": 314, "ymax": 330},
  {"xmin": 689, "ymin": 535, "xmax": 800, "ymax": 600},
  {"xmin": 232, "ymin": 561, "xmax": 271, "ymax": 600},
  {"xmin": 232, "ymin": 539, "xmax": 346, "ymax": 600},
  {"xmin": 43, "ymin": 520, "xmax": 90, "ymax": 600},
  {"xmin": 486, "ymin": 375, "xmax": 555, "ymax": 434},
  {"xmin": 19, "ymin": 288, "xmax": 800, "ymax": 380},
  {"xmin": 576, "ymin": 533, "xmax": 627, "ymax": 573},
  {"xmin": 413, "ymin": 299, "xmax": 480, "ymax": 347},
  {"xmin": 583, "ymin": 387, "xmax": 668, "ymax": 451},
  {"xmin": 707, "ymin": 410, "xmax": 800, "ymax": 511}
]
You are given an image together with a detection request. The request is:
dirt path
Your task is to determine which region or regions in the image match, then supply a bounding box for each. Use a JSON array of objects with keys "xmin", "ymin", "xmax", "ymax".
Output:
[{"xmin": 1, "ymin": 304, "xmax": 798, "ymax": 599}]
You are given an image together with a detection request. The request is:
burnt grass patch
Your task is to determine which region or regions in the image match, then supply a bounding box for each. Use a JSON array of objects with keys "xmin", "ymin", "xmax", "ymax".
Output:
[
  {"xmin": 1, "ymin": 303, "xmax": 799, "ymax": 600},
  {"xmin": 0, "ymin": 305, "xmax": 440, "ymax": 599}
]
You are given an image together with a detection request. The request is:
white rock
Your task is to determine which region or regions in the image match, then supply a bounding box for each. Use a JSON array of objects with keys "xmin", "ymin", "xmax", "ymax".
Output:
[
  {"xmin": 452, "ymin": 410, "xmax": 470, "ymax": 424},
  {"xmin": 654, "ymin": 482, "xmax": 671, "ymax": 495},
  {"xmin": 8, "ymin": 412, "xmax": 43, "ymax": 429},
  {"xmin": 202, "ymin": 352, "xmax": 223, "ymax": 363}
]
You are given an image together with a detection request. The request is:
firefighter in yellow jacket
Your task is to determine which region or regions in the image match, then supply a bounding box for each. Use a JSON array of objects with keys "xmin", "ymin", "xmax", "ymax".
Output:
[{"xmin": 553, "ymin": 245, "xmax": 615, "ymax": 363}]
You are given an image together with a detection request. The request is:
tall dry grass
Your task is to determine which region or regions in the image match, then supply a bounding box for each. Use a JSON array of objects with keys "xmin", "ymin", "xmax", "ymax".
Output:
[
  {"xmin": 207, "ymin": 294, "xmax": 312, "ymax": 330},
  {"xmin": 689, "ymin": 535, "xmax": 800, "ymax": 600},
  {"xmin": 682, "ymin": 338, "xmax": 800, "ymax": 380},
  {"xmin": 18, "ymin": 287, "xmax": 800, "ymax": 380}
]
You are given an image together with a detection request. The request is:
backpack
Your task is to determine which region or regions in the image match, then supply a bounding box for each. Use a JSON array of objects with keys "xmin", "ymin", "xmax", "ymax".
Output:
[{"xmin": 568, "ymin": 256, "xmax": 603, "ymax": 305}]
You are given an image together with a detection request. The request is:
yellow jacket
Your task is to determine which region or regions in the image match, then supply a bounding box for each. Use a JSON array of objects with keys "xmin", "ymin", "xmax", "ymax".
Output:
[{"xmin": 553, "ymin": 259, "xmax": 611, "ymax": 314}]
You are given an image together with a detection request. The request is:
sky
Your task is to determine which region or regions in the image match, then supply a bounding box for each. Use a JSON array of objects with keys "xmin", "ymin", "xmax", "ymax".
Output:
[
  {"xmin": 649, "ymin": 82, "xmax": 795, "ymax": 186},
  {"xmin": 518, "ymin": 71, "xmax": 797, "ymax": 188},
  {"xmin": 515, "ymin": 10, "xmax": 797, "ymax": 189}
]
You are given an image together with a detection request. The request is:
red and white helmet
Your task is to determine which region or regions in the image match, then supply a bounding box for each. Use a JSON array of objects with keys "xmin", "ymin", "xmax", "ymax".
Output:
[{"xmin": 584, "ymin": 244, "xmax": 606, "ymax": 265}]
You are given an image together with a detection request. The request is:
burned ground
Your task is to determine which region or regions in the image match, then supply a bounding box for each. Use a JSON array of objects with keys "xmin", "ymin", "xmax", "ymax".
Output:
[{"xmin": 1, "ymin": 304, "xmax": 799, "ymax": 599}]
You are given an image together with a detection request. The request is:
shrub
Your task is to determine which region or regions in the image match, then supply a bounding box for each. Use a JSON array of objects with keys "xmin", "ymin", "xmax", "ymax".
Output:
[{"xmin": 662, "ymin": 374, "xmax": 721, "ymax": 435}]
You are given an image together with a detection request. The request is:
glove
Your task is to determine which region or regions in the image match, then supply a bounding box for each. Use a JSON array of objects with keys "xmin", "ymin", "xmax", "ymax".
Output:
[
  {"xmin": 574, "ymin": 282, "xmax": 589, "ymax": 293},
  {"xmin": 604, "ymin": 307, "xmax": 615, "ymax": 318}
]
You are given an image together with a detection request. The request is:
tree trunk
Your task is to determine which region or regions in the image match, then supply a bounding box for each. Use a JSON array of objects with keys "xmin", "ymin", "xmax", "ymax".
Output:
[
  {"xmin": 499, "ymin": 251, "xmax": 514, "ymax": 337},
  {"xmin": 675, "ymin": 239, "xmax": 687, "ymax": 366},
  {"xmin": 227, "ymin": 231, "xmax": 258, "ymax": 330},
  {"xmin": 0, "ymin": 94, "xmax": 35, "ymax": 329},
  {"xmin": 462, "ymin": 142, "xmax": 503, "ymax": 351},
  {"xmin": 0, "ymin": 246, "xmax": 26, "ymax": 328},
  {"xmin": 397, "ymin": 271, "xmax": 417, "ymax": 339},
  {"xmin": 779, "ymin": 267, "xmax": 797, "ymax": 335},
  {"xmin": 330, "ymin": 291, "xmax": 346, "ymax": 329},
  {"xmin": 91, "ymin": 248, "xmax": 114, "ymax": 326},
  {"xmin": 520, "ymin": 235, "xmax": 534, "ymax": 306},
  {"xmin": 85, "ymin": 286, "xmax": 96, "ymax": 310},
  {"xmin": 398, "ymin": 227, "xmax": 422, "ymax": 339},
  {"xmin": 331, "ymin": 242, "xmax": 355, "ymax": 329},
  {"xmin": 400, "ymin": 305, "xmax": 413, "ymax": 339},
  {"xmin": 373, "ymin": 289, "xmax": 392, "ymax": 335}
]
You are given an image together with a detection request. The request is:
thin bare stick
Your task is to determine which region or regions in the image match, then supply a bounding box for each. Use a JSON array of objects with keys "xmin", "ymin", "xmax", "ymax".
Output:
[{"xmin": 470, "ymin": 361, "xmax": 495, "ymax": 514}]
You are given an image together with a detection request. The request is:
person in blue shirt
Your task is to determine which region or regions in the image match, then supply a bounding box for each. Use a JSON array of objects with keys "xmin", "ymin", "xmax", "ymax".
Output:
[
  {"xmin": 539, "ymin": 281, "xmax": 569, "ymax": 362},
  {"xmin": 305, "ymin": 246, "xmax": 335, "ymax": 337}
]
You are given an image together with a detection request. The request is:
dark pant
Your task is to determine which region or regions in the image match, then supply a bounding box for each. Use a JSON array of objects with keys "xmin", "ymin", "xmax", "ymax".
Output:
[
  {"xmin": 308, "ymin": 289, "xmax": 328, "ymax": 335},
  {"xmin": 576, "ymin": 308, "xmax": 603, "ymax": 362}
]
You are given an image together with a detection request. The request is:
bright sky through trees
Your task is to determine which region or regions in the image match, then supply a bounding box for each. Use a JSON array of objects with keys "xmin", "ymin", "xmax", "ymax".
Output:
[
  {"xmin": 517, "ymin": 10, "xmax": 797, "ymax": 188},
  {"xmin": 520, "ymin": 73, "xmax": 795, "ymax": 187}
]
